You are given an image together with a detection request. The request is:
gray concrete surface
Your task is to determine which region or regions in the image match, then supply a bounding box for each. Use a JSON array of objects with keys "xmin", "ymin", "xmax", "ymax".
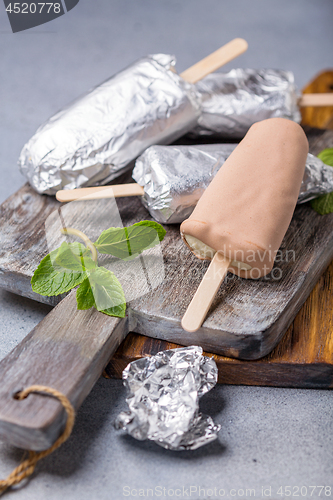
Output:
[{"xmin": 0, "ymin": 1, "xmax": 333, "ymax": 498}]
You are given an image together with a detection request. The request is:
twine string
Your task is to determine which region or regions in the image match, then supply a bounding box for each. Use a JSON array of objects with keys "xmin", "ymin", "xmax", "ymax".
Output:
[{"xmin": 0, "ymin": 385, "xmax": 75, "ymax": 494}]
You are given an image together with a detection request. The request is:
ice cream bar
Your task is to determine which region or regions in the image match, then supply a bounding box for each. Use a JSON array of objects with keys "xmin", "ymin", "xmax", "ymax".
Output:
[
  {"xmin": 19, "ymin": 40, "xmax": 248, "ymax": 195},
  {"xmin": 57, "ymin": 142, "xmax": 333, "ymax": 224},
  {"xmin": 19, "ymin": 54, "xmax": 199, "ymax": 195},
  {"xmin": 191, "ymin": 69, "xmax": 333, "ymax": 139},
  {"xmin": 180, "ymin": 118, "xmax": 308, "ymax": 332}
]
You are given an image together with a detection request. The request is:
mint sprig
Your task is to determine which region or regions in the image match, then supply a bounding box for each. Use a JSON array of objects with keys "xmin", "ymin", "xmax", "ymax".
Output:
[
  {"xmin": 311, "ymin": 148, "xmax": 333, "ymax": 215},
  {"xmin": 31, "ymin": 221, "xmax": 165, "ymax": 317}
]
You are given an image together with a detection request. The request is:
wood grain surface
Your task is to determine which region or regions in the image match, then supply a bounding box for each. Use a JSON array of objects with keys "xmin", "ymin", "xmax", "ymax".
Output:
[
  {"xmin": 0, "ymin": 292, "xmax": 128, "ymax": 450},
  {"xmin": 105, "ymin": 257, "xmax": 333, "ymax": 389},
  {"xmin": 0, "ymin": 127, "xmax": 333, "ymax": 449}
]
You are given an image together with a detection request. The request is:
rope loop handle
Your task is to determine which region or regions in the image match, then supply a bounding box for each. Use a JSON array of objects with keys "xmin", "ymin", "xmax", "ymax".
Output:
[{"xmin": 0, "ymin": 385, "xmax": 75, "ymax": 495}]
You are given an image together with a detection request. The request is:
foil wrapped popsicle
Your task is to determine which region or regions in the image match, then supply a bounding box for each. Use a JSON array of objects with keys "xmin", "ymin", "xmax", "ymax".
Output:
[
  {"xmin": 18, "ymin": 40, "xmax": 248, "ymax": 195},
  {"xmin": 191, "ymin": 69, "xmax": 301, "ymax": 139},
  {"xmin": 19, "ymin": 54, "xmax": 200, "ymax": 195},
  {"xmin": 191, "ymin": 68, "xmax": 333, "ymax": 139},
  {"xmin": 133, "ymin": 144, "xmax": 333, "ymax": 223},
  {"xmin": 57, "ymin": 143, "xmax": 333, "ymax": 223}
]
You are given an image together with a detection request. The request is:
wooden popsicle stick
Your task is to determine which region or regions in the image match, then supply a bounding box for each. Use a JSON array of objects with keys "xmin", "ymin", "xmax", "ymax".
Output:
[
  {"xmin": 180, "ymin": 38, "xmax": 248, "ymax": 84},
  {"xmin": 56, "ymin": 183, "xmax": 144, "ymax": 202},
  {"xmin": 298, "ymin": 93, "xmax": 333, "ymax": 107},
  {"xmin": 181, "ymin": 252, "xmax": 231, "ymax": 332}
]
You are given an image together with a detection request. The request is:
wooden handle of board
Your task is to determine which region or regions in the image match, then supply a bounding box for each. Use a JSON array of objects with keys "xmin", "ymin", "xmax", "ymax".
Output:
[
  {"xmin": 0, "ymin": 291, "xmax": 129, "ymax": 450},
  {"xmin": 299, "ymin": 93, "xmax": 333, "ymax": 107},
  {"xmin": 180, "ymin": 38, "xmax": 248, "ymax": 84},
  {"xmin": 181, "ymin": 252, "xmax": 231, "ymax": 332},
  {"xmin": 56, "ymin": 184, "xmax": 145, "ymax": 202}
]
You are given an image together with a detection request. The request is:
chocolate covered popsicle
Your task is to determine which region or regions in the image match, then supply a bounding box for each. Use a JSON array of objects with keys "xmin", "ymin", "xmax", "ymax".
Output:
[{"xmin": 180, "ymin": 118, "xmax": 309, "ymax": 332}]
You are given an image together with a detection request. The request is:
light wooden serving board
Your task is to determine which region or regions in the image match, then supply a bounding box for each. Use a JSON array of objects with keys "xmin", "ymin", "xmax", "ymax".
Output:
[{"xmin": 0, "ymin": 127, "xmax": 332, "ymax": 451}]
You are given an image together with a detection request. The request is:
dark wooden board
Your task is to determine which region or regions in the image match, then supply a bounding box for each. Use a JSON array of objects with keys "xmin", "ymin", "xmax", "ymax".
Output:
[
  {"xmin": 105, "ymin": 257, "xmax": 333, "ymax": 390},
  {"xmin": 0, "ymin": 295, "xmax": 128, "ymax": 450},
  {"xmin": 104, "ymin": 76, "xmax": 333, "ymax": 386},
  {"xmin": 0, "ymin": 127, "xmax": 333, "ymax": 450}
]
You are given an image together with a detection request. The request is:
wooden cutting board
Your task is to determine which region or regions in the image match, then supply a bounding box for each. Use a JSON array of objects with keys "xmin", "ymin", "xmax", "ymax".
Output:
[
  {"xmin": 0, "ymin": 127, "xmax": 332, "ymax": 450},
  {"xmin": 105, "ymin": 77, "xmax": 333, "ymax": 389},
  {"xmin": 105, "ymin": 256, "xmax": 333, "ymax": 390}
]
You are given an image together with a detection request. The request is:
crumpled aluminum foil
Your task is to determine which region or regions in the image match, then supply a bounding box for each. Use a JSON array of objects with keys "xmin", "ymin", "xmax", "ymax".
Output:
[
  {"xmin": 115, "ymin": 346, "xmax": 220, "ymax": 451},
  {"xmin": 191, "ymin": 69, "xmax": 301, "ymax": 138},
  {"xmin": 18, "ymin": 54, "xmax": 200, "ymax": 195},
  {"xmin": 133, "ymin": 144, "xmax": 333, "ymax": 224}
]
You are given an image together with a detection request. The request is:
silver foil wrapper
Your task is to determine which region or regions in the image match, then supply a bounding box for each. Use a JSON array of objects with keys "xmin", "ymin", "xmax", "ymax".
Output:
[
  {"xmin": 115, "ymin": 346, "xmax": 220, "ymax": 451},
  {"xmin": 19, "ymin": 54, "xmax": 200, "ymax": 195},
  {"xmin": 133, "ymin": 144, "xmax": 333, "ymax": 224},
  {"xmin": 191, "ymin": 69, "xmax": 301, "ymax": 138}
]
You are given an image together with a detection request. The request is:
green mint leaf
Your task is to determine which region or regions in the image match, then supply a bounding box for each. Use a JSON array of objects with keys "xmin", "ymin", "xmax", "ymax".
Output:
[
  {"xmin": 76, "ymin": 277, "xmax": 95, "ymax": 310},
  {"xmin": 94, "ymin": 221, "xmax": 165, "ymax": 260},
  {"xmin": 311, "ymin": 148, "xmax": 333, "ymax": 215},
  {"xmin": 78, "ymin": 267, "xmax": 126, "ymax": 318},
  {"xmin": 311, "ymin": 194, "xmax": 333, "ymax": 215},
  {"xmin": 94, "ymin": 227, "xmax": 130, "ymax": 259},
  {"xmin": 90, "ymin": 267, "xmax": 126, "ymax": 313},
  {"xmin": 317, "ymin": 148, "xmax": 333, "ymax": 167},
  {"xmin": 31, "ymin": 248, "xmax": 87, "ymax": 296},
  {"xmin": 55, "ymin": 242, "xmax": 96, "ymax": 272},
  {"xmin": 132, "ymin": 220, "xmax": 166, "ymax": 242},
  {"xmin": 101, "ymin": 303, "xmax": 126, "ymax": 318},
  {"xmin": 125, "ymin": 224, "xmax": 163, "ymax": 258},
  {"xmin": 61, "ymin": 241, "xmax": 90, "ymax": 257}
]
